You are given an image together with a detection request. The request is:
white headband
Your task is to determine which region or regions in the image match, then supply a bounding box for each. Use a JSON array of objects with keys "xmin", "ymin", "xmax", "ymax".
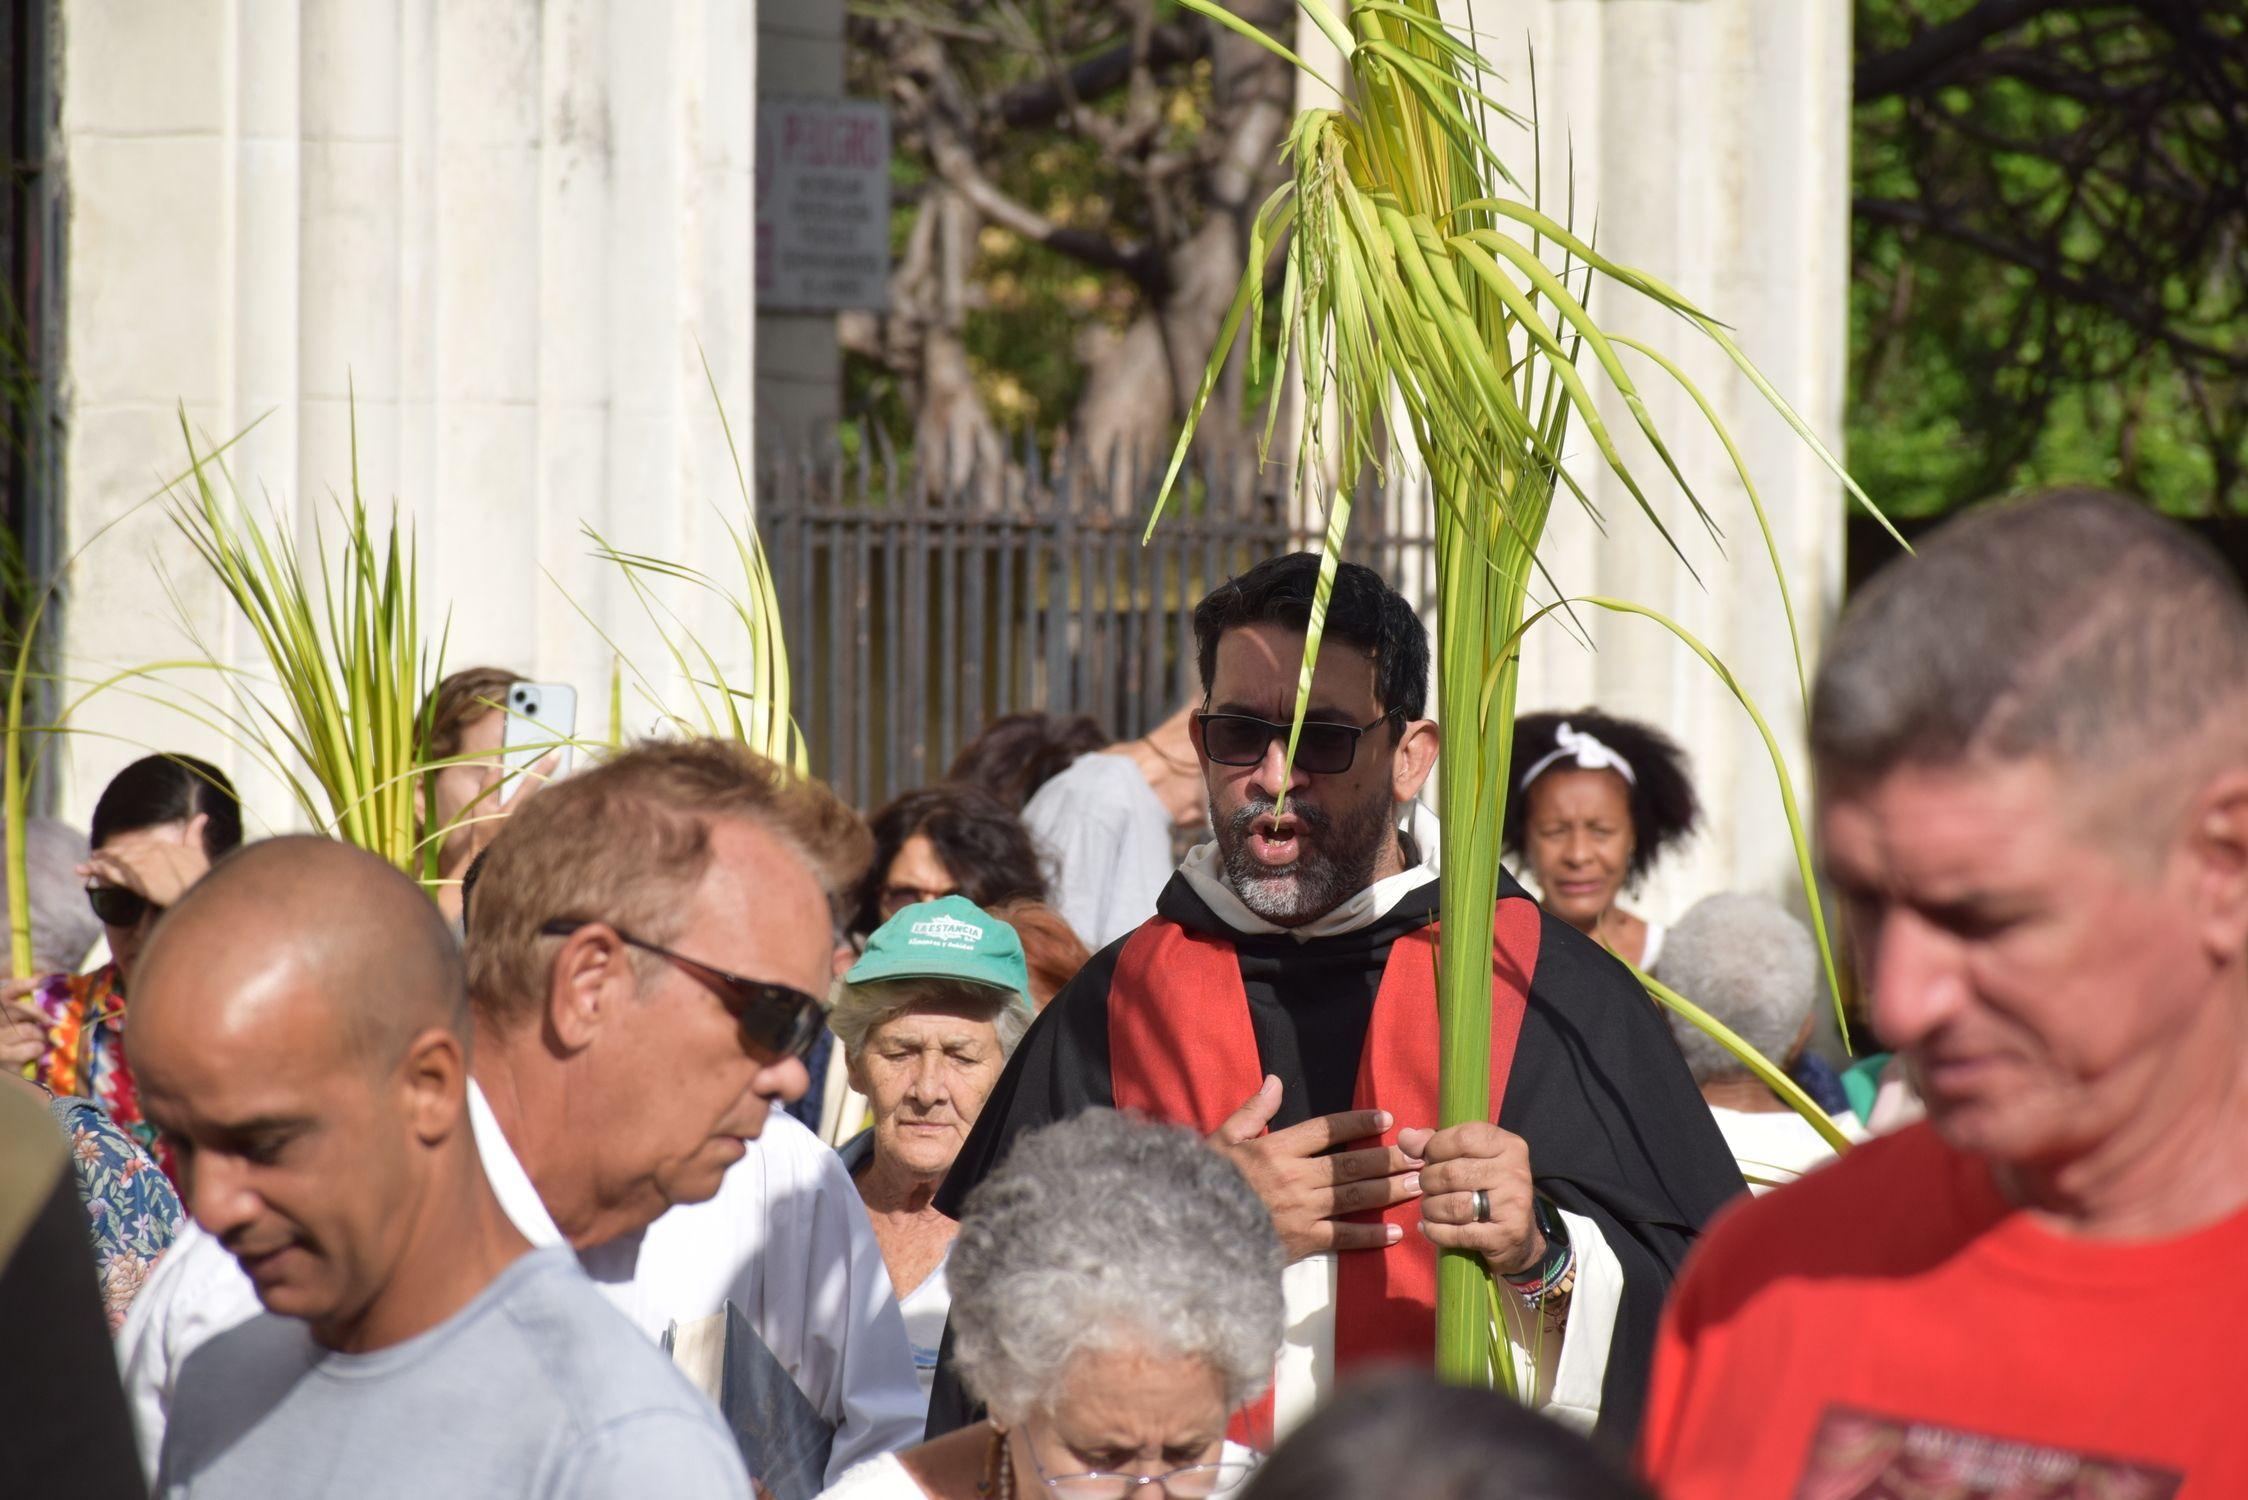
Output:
[{"xmin": 1519, "ymin": 721, "xmax": 1636, "ymax": 791}]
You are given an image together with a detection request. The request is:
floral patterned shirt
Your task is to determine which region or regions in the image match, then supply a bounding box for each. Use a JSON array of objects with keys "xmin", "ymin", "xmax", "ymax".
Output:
[
  {"xmin": 25, "ymin": 962, "xmax": 179, "ymax": 1185},
  {"xmin": 47, "ymin": 1092, "xmax": 184, "ymax": 1329}
]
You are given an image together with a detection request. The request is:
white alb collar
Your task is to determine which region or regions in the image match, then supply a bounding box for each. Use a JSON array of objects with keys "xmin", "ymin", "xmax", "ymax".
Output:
[{"xmin": 1180, "ymin": 800, "xmax": 1442, "ymax": 942}]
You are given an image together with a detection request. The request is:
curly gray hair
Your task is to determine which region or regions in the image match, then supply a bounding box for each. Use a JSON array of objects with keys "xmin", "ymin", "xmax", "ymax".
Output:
[
  {"xmin": 948, "ymin": 1109, "xmax": 1285, "ymax": 1422},
  {"xmin": 827, "ymin": 977, "xmax": 1034, "ymax": 1060},
  {"xmin": 1653, "ymin": 892, "xmax": 1819, "ymax": 1087}
]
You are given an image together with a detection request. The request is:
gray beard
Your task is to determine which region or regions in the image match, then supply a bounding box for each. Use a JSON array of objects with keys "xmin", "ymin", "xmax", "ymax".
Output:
[{"xmin": 1217, "ymin": 791, "xmax": 1397, "ymax": 926}]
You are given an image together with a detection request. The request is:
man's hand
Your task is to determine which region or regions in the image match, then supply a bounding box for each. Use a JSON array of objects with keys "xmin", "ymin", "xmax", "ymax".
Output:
[
  {"xmin": 1208, "ymin": 1075, "xmax": 1424, "ymax": 1262},
  {"xmin": 1401, "ymin": 1121, "xmax": 1544, "ymax": 1277}
]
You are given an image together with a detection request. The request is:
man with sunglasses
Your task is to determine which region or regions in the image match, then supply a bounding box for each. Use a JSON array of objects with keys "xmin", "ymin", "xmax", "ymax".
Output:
[
  {"xmin": 933, "ymin": 553, "xmax": 1739, "ymax": 1455},
  {"xmin": 119, "ymin": 739, "xmax": 923, "ymax": 1495}
]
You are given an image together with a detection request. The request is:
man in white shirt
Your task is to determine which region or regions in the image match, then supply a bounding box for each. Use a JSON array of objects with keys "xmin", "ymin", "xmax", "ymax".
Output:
[{"xmin": 120, "ymin": 740, "xmax": 921, "ymax": 1489}]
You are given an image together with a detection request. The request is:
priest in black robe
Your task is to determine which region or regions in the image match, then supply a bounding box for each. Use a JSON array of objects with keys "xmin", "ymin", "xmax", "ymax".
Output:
[{"xmin": 930, "ymin": 553, "xmax": 1742, "ymax": 1454}]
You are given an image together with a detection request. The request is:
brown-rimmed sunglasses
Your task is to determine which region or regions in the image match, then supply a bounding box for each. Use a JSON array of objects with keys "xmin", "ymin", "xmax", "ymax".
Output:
[{"xmin": 538, "ymin": 919, "xmax": 826, "ymax": 1063}]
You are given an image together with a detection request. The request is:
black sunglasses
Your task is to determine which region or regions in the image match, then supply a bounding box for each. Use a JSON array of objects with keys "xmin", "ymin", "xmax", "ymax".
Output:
[
  {"xmin": 1196, "ymin": 708, "xmax": 1403, "ymax": 776},
  {"xmin": 538, "ymin": 919, "xmax": 826, "ymax": 1063},
  {"xmin": 87, "ymin": 883, "xmax": 161, "ymax": 929}
]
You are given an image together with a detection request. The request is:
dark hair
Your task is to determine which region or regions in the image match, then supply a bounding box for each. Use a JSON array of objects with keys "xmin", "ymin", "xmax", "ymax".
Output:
[
  {"xmin": 458, "ymin": 845, "xmax": 494, "ymax": 931},
  {"xmin": 1813, "ymin": 487, "xmax": 2248, "ymax": 777},
  {"xmin": 1241, "ymin": 1372, "xmax": 1654, "ymax": 1500},
  {"xmin": 1503, "ymin": 709, "xmax": 1698, "ymax": 885},
  {"xmin": 1193, "ymin": 553, "xmax": 1430, "ymax": 722},
  {"xmin": 946, "ymin": 712, "xmax": 1110, "ymax": 812},
  {"xmin": 91, "ymin": 754, "xmax": 243, "ymax": 862},
  {"xmin": 849, "ymin": 785, "xmax": 1047, "ymax": 939}
]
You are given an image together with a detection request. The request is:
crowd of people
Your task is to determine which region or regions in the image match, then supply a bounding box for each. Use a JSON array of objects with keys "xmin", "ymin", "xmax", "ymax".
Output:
[{"xmin": 2, "ymin": 484, "xmax": 2243, "ymax": 1498}]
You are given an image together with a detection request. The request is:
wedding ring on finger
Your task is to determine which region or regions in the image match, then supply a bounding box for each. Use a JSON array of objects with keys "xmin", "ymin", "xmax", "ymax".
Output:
[{"xmin": 1472, "ymin": 1188, "xmax": 1492, "ymax": 1224}]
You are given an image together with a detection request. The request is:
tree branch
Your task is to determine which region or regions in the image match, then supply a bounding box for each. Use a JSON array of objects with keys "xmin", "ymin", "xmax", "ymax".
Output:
[
  {"xmin": 1855, "ymin": 0, "xmax": 2076, "ymax": 101},
  {"xmin": 925, "ymin": 127, "xmax": 1161, "ymax": 285},
  {"xmin": 994, "ymin": 20, "xmax": 1208, "ymax": 130},
  {"xmin": 1854, "ymin": 195, "xmax": 2248, "ymax": 373}
]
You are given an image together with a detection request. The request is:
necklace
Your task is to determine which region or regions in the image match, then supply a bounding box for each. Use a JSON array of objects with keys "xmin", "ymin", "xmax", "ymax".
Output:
[{"xmin": 979, "ymin": 1421, "xmax": 1014, "ymax": 1500}]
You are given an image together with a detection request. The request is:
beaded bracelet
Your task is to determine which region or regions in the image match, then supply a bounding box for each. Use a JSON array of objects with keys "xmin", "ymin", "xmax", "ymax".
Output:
[{"xmin": 1504, "ymin": 1240, "xmax": 1577, "ymax": 1307}]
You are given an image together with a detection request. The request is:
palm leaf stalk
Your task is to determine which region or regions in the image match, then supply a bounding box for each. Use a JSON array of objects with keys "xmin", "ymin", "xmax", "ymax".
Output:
[
  {"xmin": 1151, "ymin": 0, "xmax": 1889, "ymax": 1385},
  {"xmin": 168, "ymin": 406, "xmax": 446, "ymax": 884},
  {"xmin": 1, "ymin": 426, "xmax": 265, "ymax": 982},
  {"xmin": 559, "ymin": 359, "xmax": 806, "ymax": 771},
  {"xmin": 3, "ymin": 563, "xmax": 46, "ymax": 977}
]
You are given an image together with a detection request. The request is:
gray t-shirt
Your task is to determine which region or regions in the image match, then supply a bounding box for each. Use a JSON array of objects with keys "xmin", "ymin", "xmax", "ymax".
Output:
[
  {"xmin": 1021, "ymin": 751, "xmax": 1177, "ymax": 950},
  {"xmin": 155, "ymin": 1247, "xmax": 751, "ymax": 1500}
]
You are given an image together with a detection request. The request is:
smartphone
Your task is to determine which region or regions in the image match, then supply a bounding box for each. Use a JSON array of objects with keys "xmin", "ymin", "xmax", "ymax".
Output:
[{"xmin": 498, "ymin": 681, "xmax": 577, "ymax": 803}]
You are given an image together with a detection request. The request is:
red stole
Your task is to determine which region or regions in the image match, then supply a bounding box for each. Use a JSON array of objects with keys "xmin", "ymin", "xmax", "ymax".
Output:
[{"xmin": 1106, "ymin": 901, "xmax": 1541, "ymax": 1445}]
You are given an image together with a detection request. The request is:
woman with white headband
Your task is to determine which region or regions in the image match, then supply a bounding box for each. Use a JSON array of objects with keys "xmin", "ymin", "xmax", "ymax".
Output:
[{"xmin": 1503, "ymin": 709, "xmax": 1700, "ymax": 969}]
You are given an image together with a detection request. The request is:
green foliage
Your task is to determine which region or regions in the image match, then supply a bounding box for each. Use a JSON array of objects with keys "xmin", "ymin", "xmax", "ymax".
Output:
[
  {"xmin": 850, "ymin": 3, "xmax": 2245, "ymax": 514},
  {"xmin": 843, "ymin": 2, "xmax": 1221, "ymax": 447},
  {"xmin": 1852, "ymin": 1, "xmax": 2247, "ymax": 515},
  {"xmin": 168, "ymin": 409, "xmax": 445, "ymax": 883}
]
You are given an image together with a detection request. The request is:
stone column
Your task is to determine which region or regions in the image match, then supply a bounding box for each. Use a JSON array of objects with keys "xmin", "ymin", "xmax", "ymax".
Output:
[{"xmin": 53, "ymin": 0, "xmax": 760, "ymax": 830}]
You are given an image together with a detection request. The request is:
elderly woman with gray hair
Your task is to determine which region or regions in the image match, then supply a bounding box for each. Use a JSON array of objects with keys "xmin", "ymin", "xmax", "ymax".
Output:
[
  {"xmin": 1652, "ymin": 893, "xmax": 1866, "ymax": 1193},
  {"xmin": 832, "ymin": 896, "xmax": 1040, "ymax": 1409},
  {"xmin": 818, "ymin": 1109, "xmax": 1283, "ymax": 1500}
]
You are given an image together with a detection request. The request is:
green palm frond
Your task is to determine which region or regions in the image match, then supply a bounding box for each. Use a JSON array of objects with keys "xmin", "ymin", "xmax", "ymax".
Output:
[
  {"xmin": 567, "ymin": 355, "xmax": 806, "ymax": 773},
  {"xmin": 167, "ymin": 404, "xmax": 445, "ymax": 884},
  {"xmin": 1151, "ymin": 0, "xmax": 1889, "ymax": 1386}
]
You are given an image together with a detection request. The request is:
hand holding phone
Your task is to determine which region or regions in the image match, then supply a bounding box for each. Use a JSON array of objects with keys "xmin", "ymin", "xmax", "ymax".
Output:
[{"xmin": 499, "ymin": 682, "xmax": 578, "ymax": 804}]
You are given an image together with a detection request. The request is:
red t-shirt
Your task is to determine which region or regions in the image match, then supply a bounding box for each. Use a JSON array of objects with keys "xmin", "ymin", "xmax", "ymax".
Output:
[{"xmin": 1640, "ymin": 1123, "xmax": 2248, "ymax": 1499}]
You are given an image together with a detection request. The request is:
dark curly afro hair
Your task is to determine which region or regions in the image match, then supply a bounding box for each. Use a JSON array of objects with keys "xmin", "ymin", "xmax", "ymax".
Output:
[{"xmin": 1502, "ymin": 708, "xmax": 1699, "ymax": 887}]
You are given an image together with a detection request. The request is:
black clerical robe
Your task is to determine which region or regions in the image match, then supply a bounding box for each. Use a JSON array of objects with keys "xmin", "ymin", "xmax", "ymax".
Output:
[{"xmin": 928, "ymin": 867, "xmax": 1742, "ymax": 1452}]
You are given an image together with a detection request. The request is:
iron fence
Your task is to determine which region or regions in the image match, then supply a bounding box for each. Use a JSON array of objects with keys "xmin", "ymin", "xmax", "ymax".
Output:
[{"xmin": 762, "ymin": 437, "xmax": 1435, "ymax": 812}]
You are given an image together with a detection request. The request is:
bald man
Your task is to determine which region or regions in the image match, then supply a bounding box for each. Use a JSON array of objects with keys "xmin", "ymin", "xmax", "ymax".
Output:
[
  {"xmin": 132, "ymin": 838, "xmax": 750, "ymax": 1500},
  {"xmin": 120, "ymin": 740, "xmax": 916, "ymax": 1496}
]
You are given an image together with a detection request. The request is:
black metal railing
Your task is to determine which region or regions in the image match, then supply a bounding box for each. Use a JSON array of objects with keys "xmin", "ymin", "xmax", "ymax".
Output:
[{"xmin": 761, "ymin": 435, "xmax": 1434, "ymax": 810}]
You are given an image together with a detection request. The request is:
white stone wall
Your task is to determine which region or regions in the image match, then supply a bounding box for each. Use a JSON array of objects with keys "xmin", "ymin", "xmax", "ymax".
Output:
[
  {"xmin": 54, "ymin": 0, "xmax": 760, "ymax": 833},
  {"xmin": 1308, "ymin": 1, "xmax": 1854, "ymax": 922}
]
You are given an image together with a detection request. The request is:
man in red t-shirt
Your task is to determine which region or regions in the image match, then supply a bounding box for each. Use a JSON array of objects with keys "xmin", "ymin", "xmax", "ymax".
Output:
[{"xmin": 1640, "ymin": 488, "xmax": 2248, "ymax": 1500}]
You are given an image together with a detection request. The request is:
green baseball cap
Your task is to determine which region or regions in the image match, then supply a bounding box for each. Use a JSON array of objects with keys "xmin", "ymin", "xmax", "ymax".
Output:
[{"xmin": 846, "ymin": 895, "xmax": 1030, "ymax": 997}]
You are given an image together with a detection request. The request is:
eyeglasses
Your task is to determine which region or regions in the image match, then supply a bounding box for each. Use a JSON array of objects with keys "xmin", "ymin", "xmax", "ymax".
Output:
[
  {"xmin": 1025, "ymin": 1441, "xmax": 1256, "ymax": 1499},
  {"xmin": 537, "ymin": 919, "xmax": 827, "ymax": 1063},
  {"xmin": 87, "ymin": 883, "xmax": 161, "ymax": 929},
  {"xmin": 1196, "ymin": 708, "xmax": 1403, "ymax": 776},
  {"xmin": 878, "ymin": 883, "xmax": 955, "ymax": 919}
]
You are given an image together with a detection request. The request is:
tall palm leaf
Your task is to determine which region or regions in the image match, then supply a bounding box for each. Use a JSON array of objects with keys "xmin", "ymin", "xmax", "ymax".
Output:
[
  {"xmin": 1152, "ymin": 0, "xmax": 1893, "ymax": 1383},
  {"xmin": 561, "ymin": 355, "xmax": 806, "ymax": 772},
  {"xmin": 168, "ymin": 407, "xmax": 446, "ymax": 884}
]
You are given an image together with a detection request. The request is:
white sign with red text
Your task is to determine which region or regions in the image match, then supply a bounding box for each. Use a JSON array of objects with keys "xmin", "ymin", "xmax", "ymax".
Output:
[{"xmin": 756, "ymin": 98, "xmax": 891, "ymax": 313}]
